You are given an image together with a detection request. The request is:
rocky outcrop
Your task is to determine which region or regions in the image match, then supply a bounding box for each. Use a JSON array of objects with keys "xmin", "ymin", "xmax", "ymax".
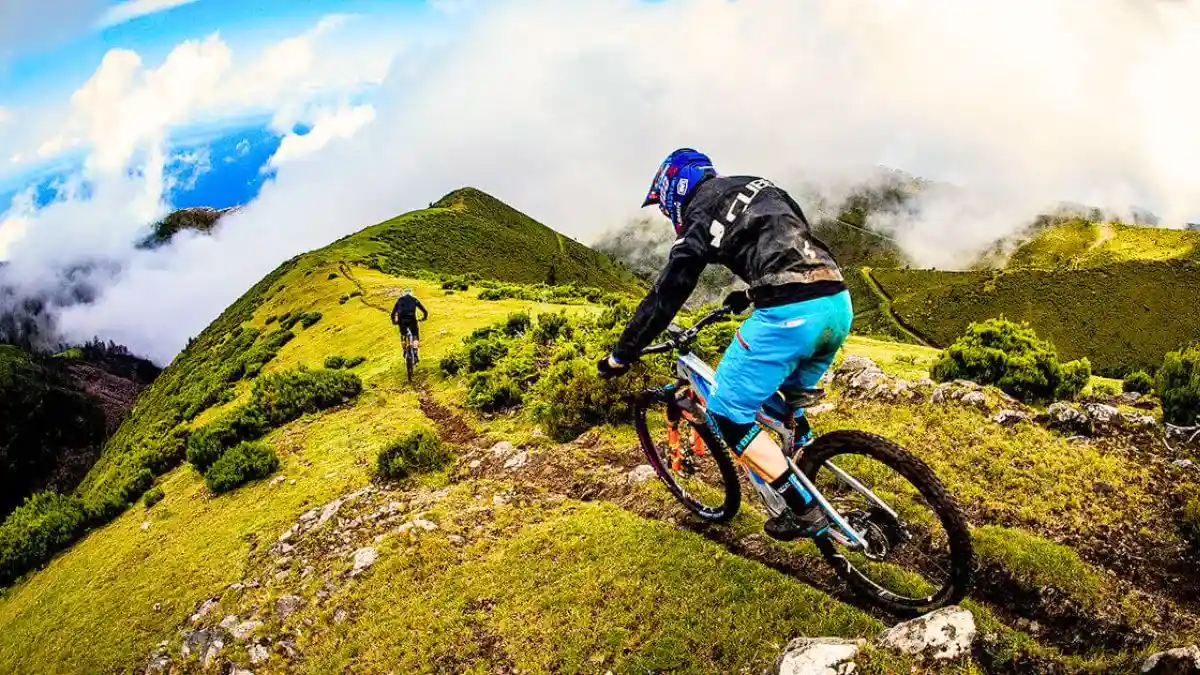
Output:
[
  {"xmin": 773, "ymin": 637, "xmax": 863, "ymax": 675},
  {"xmin": 875, "ymin": 606, "xmax": 976, "ymax": 661},
  {"xmin": 1142, "ymin": 645, "xmax": 1200, "ymax": 674}
]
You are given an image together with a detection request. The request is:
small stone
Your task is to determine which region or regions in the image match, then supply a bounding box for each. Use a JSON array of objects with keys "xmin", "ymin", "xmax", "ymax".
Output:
[
  {"xmin": 141, "ymin": 521, "xmax": 151, "ymax": 530},
  {"xmin": 489, "ymin": 441, "xmax": 515, "ymax": 457},
  {"xmin": 231, "ymin": 620, "xmax": 262, "ymax": 641},
  {"xmin": 503, "ymin": 452, "xmax": 529, "ymax": 470},
  {"xmin": 271, "ymin": 475, "xmax": 286, "ymax": 486},
  {"xmin": 447, "ymin": 535, "xmax": 465, "ymax": 545},
  {"xmin": 275, "ymin": 595, "xmax": 305, "ymax": 620},
  {"xmin": 774, "ymin": 637, "xmax": 862, "ymax": 675},
  {"xmin": 876, "ymin": 605, "xmax": 976, "ymax": 660},
  {"xmin": 492, "ymin": 494, "xmax": 511, "ymax": 507},
  {"xmin": 299, "ymin": 508, "xmax": 319, "ymax": 523},
  {"xmin": 190, "ymin": 598, "xmax": 219, "ymax": 623},
  {"xmin": 279, "ymin": 526, "xmax": 296, "ymax": 542},
  {"xmin": 1141, "ymin": 645, "xmax": 1200, "ymax": 674},
  {"xmin": 316, "ymin": 499, "xmax": 344, "ymax": 528},
  {"xmin": 993, "ymin": 410, "xmax": 1032, "ymax": 427},
  {"xmin": 289, "ymin": 479, "xmax": 296, "ymax": 485},
  {"xmin": 219, "ymin": 615, "xmax": 239, "ymax": 631},
  {"xmin": 153, "ymin": 602, "xmax": 162, "ymax": 612},
  {"xmin": 334, "ymin": 609, "xmax": 348, "ymax": 624},
  {"xmin": 373, "ymin": 533, "xmax": 387, "ymax": 543},
  {"xmin": 1173, "ymin": 459, "xmax": 1195, "ymax": 469},
  {"xmin": 468, "ymin": 459, "xmax": 482, "ymax": 469},
  {"xmin": 351, "ymin": 547, "xmax": 379, "ymax": 576},
  {"xmin": 414, "ymin": 519, "xmax": 438, "ymax": 531},
  {"xmin": 960, "ymin": 391, "xmax": 987, "ymax": 408},
  {"xmin": 396, "ymin": 522, "xmax": 415, "ymax": 535},
  {"xmin": 626, "ymin": 464, "xmax": 657, "ymax": 485},
  {"xmin": 249, "ymin": 644, "xmax": 270, "ymax": 665}
]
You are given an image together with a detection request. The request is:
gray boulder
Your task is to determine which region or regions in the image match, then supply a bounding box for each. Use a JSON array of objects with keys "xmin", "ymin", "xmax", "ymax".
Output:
[
  {"xmin": 1047, "ymin": 402, "xmax": 1091, "ymax": 434},
  {"xmin": 993, "ymin": 410, "xmax": 1032, "ymax": 427},
  {"xmin": 774, "ymin": 637, "xmax": 863, "ymax": 675},
  {"xmin": 1142, "ymin": 645, "xmax": 1200, "ymax": 674},
  {"xmin": 876, "ymin": 606, "xmax": 976, "ymax": 661}
]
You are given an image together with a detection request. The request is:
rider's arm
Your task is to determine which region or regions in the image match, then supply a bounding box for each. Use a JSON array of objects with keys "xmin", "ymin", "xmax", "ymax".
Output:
[
  {"xmin": 390, "ymin": 300, "xmax": 400, "ymax": 325},
  {"xmin": 416, "ymin": 299, "xmax": 428, "ymax": 320},
  {"xmin": 611, "ymin": 222, "xmax": 709, "ymax": 364}
]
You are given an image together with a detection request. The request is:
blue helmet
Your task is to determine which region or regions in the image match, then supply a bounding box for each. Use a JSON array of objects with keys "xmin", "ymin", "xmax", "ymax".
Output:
[{"xmin": 641, "ymin": 148, "xmax": 716, "ymax": 233}]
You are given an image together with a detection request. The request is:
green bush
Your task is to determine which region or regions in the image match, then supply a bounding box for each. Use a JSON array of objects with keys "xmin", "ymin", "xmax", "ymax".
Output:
[
  {"xmin": 328, "ymin": 272, "xmax": 339, "ymax": 280},
  {"xmin": 265, "ymin": 315, "xmax": 278, "ymax": 325},
  {"xmin": 339, "ymin": 295, "xmax": 349, "ymax": 305},
  {"xmin": 375, "ymin": 429, "xmax": 452, "ymax": 481},
  {"xmin": 533, "ymin": 312, "xmax": 569, "ymax": 343},
  {"xmin": 1124, "ymin": 370, "xmax": 1155, "ymax": 395},
  {"xmin": 1159, "ymin": 346, "xmax": 1200, "ymax": 425},
  {"xmin": 441, "ymin": 276, "xmax": 470, "ymax": 291},
  {"xmin": 440, "ymin": 351, "xmax": 467, "ymax": 376},
  {"xmin": 235, "ymin": 328, "xmax": 294, "ymax": 380},
  {"xmin": 186, "ymin": 406, "xmax": 267, "ymax": 471},
  {"xmin": 0, "ymin": 492, "xmax": 86, "ymax": 586},
  {"xmin": 344, "ymin": 356, "xmax": 366, "ymax": 368},
  {"xmin": 505, "ymin": 311, "xmax": 532, "ymax": 336},
  {"xmin": 324, "ymin": 355, "xmax": 346, "ymax": 369},
  {"xmin": 299, "ymin": 312, "xmax": 323, "ymax": 328},
  {"xmin": 1056, "ymin": 357, "xmax": 1092, "ymax": 400},
  {"xmin": 467, "ymin": 336, "xmax": 510, "ymax": 372},
  {"xmin": 251, "ymin": 367, "xmax": 362, "ymax": 426},
  {"xmin": 931, "ymin": 318, "xmax": 1082, "ymax": 403},
  {"xmin": 143, "ymin": 486, "xmax": 164, "ymax": 508},
  {"xmin": 527, "ymin": 357, "xmax": 654, "ymax": 441},
  {"xmin": 278, "ymin": 313, "xmax": 300, "ymax": 330},
  {"xmin": 205, "ymin": 442, "xmax": 279, "ymax": 494},
  {"xmin": 467, "ymin": 371, "xmax": 523, "ymax": 411}
]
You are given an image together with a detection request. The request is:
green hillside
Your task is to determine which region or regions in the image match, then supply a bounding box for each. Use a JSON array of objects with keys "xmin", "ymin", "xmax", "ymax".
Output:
[
  {"xmin": 322, "ymin": 187, "xmax": 642, "ymax": 291},
  {"xmin": 2, "ymin": 190, "xmax": 1197, "ymax": 674},
  {"xmin": 871, "ymin": 261, "xmax": 1200, "ymax": 376},
  {"xmin": 1007, "ymin": 219, "xmax": 1200, "ymax": 269}
]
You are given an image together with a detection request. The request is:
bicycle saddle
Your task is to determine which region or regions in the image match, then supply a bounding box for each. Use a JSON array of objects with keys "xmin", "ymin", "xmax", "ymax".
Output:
[{"xmin": 779, "ymin": 387, "xmax": 826, "ymax": 409}]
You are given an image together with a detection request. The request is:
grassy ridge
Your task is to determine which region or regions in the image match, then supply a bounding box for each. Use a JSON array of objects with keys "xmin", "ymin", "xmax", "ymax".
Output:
[
  {"xmin": 322, "ymin": 188, "xmax": 642, "ymax": 292},
  {"xmin": 1009, "ymin": 219, "xmax": 1200, "ymax": 269},
  {"xmin": 873, "ymin": 261, "xmax": 1200, "ymax": 375}
]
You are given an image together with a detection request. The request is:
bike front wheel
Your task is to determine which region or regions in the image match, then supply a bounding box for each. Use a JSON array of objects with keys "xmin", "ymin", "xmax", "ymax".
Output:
[
  {"xmin": 632, "ymin": 389, "xmax": 741, "ymax": 522},
  {"xmin": 798, "ymin": 430, "xmax": 974, "ymax": 616}
]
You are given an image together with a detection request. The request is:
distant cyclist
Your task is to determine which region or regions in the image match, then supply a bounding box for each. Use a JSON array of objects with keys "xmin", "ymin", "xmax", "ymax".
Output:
[
  {"xmin": 390, "ymin": 288, "xmax": 428, "ymax": 358},
  {"xmin": 598, "ymin": 148, "xmax": 853, "ymax": 542}
]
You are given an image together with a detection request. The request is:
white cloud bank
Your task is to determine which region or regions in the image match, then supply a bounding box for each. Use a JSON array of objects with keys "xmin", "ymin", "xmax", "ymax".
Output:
[{"xmin": 5, "ymin": 0, "xmax": 1200, "ymax": 363}]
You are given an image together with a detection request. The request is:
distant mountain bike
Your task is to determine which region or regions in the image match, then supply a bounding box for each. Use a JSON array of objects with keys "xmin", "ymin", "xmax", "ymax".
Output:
[
  {"xmin": 629, "ymin": 303, "xmax": 974, "ymax": 616},
  {"xmin": 401, "ymin": 326, "xmax": 420, "ymax": 382}
]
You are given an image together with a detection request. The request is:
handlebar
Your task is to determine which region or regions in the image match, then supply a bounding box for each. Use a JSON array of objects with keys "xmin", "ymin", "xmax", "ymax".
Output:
[{"xmin": 639, "ymin": 305, "xmax": 734, "ymax": 357}]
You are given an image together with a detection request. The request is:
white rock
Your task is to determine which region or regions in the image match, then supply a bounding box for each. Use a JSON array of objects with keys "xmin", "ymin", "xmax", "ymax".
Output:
[
  {"xmin": 836, "ymin": 355, "xmax": 879, "ymax": 376},
  {"xmin": 275, "ymin": 595, "xmax": 305, "ymax": 620},
  {"xmin": 807, "ymin": 403, "xmax": 836, "ymax": 416},
  {"xmin": 447, "ymin": 535, "xmax": 465, "ymax": 545},
  {"xmin": 531, "ymin": 427, "xmax": 547, "ymax": 438},
  {"xmin": 993, "ymin": 410, "xmax": 1031, "ymax": 427},
  {"xmin": 626, "ymin": 464, "xmax": 657, "ymax": 485},
  {"xmin": 153, "ymin": 602, "xmax": 162, "ymax": 612},
  {"xmin": 299, "ymin": 508, "xmax": 319, "ymax": 523},
  {"xmin": 248, "ymin": 644, "xmax": 270, "ymax": 665},
  {"xmin": 190, "ymin": 598, "xmax": 219, "ymax": 623},
  {"xmin": 876, "ymin": 606, "xmax": 976, "ymax": 661},
  {"xmin": 1174, "ymin": 459, "xmax": 1195, "ymax": 469},
  {"xmin": 219, "ymin": 615, "xmax": 239, "ymax": 631},
  {"xmin": 960, "ymin": 391, "xmax": 988, "ymax": 408},
  {"xmin": 1048, "ymin": 402, "xmax": 1091, "ymax": 432},
  {"xmin": 351, "ymin": 547, "xmax": 379, "ymax": 576},
  {"xmin": 489, "ymin": 441, "xmax": 515, "ymax": 457},
  {"xmin": 396, "ymin": 522, "xmax": 415, "ymax": 535},
  {"xmin": 278, "ymin": 526, "xmax": 296, "ymax": 542},
  {"xmin": 231, "ymin": 620, "xmax": 262, "ymax": 641},
  {"xmin": 230, "ymin": 667, "xmax": 254, "ymax": 675},
  {"xmin": 492, "ymin": 494, "xmax": 511, "ymax": 507},
  {"xmin": 414, "ymin": 519, "xmax": 438, "ymax": 531},
  {"xmin": 316, "ymin": 499, "xmax": 344, "ymax": 528},
  {"xmin": 334, "ymin": 609, "xmax": 348, "ymax": 624},
  {"xmin": 468, "ymin": 460, "xmax": 482, "ymax": 469},
  {"xmin": 270, "ymin": 475, "xmax": 286, "ymax": 486},
  {"xmin": 503, "ymin": 451, "xmax": 529, "ymax": 470},
  {"xmin": 1142, "ymin": 645, "xmax": 1200, "ymax": 674},
  {"xmin": 775, "ymin": 637, "xmax": 863, "ymax": 675},
  {"xmin": 1084, "ymin": 403, "xmax": 1120, "ymax": 426}
]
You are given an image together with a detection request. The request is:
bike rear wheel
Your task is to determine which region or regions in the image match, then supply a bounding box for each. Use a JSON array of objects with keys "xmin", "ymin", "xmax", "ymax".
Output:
[
  {"xmin": 404, "ymin": 344, "xmax": 415, "ymax": 382},
  {"xmin": 797, "ymin": 430, "xmax": 973, "ymax": 616},
  {"xmin": 632, "ymin": 388, "xmax": 740, "ymax": 522}
]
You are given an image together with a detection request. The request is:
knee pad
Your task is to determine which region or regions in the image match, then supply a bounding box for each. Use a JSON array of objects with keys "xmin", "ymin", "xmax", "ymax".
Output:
[{"xmin": 708, "ymin": 412, "xmax": 760, "ymax": 457}]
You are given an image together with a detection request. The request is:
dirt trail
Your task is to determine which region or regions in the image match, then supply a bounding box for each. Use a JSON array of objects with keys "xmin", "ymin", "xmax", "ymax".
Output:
[{"xmin": 859, "ymin": 267, "xmax": 937, "ymax": 348}]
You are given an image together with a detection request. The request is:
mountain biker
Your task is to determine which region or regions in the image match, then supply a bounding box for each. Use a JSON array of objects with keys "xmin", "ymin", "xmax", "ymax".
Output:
[
  {"xmin": 391, "ymin": 288, "xmax": 428, "ymax": 358},
  {"xmin": 597, "ymin": 148, "xmax": 853, "ymax": 542}
]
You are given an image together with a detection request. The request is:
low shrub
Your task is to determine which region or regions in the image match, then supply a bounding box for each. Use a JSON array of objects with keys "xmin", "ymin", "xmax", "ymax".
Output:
[
  {"xmin": 143, "ymin": 486, "xmax": 164, "ymax": 508},
  {"xmin": 339, "ymin": 295, "xmax": 349, "ymax": 305},
  {"xmin": 533, "ymin": 312, "xmax": 569, "ymax": 343},
  {"xmin": 440, "ymin": 351, "xmax": 467, "ymax": 376},
  {"xmin": 1123, "ymin": 370, "xmax": 1155, "ymax": 395},
  {"xmin": 467, "ymin": 371, "xmax": 523, "ymax": 411},
  {"xmin": 442, "ymin": 276, "xmax": 470, "ymax": 291},
  {"xmin": 279, "ymin": 313, "xmax": 300, "ymax": 330},
  {"xmin": 328, "ymin": 272, "xmax": 339, "ymax": 280},
  {"xmin": 299, "ymin": 312, "xmax": 323, "ymax": 328},
  {"xmin": 1159, "ymin": 346, "xmax": 1200, "ymax": 425},
  {"xmin": 324, "ymin": 355, "xmax": 346, "ymax": 369},
  {"xmin": 375, "ymin": 429, "xmax": 452, "ymax": 480},
  {"xmin": 504, "ymin": 311, "xmax": 531, "ymax": 336},
  {"xmin": 344, "ymin": 356, "xmax": 366, "ymax": 368},
  {"xmin": 0, "ymin": 492, "xmax": 86, "ymax": 586},
  {"xmin": 467, "ymin": 336, "xmax": 510, "ymax": 372},
  {"xmin": 931, "ymin": 318, "xmax": 1088, "ymax": 403},
  {"xmin": 205, "ymin": 442, "xmax": 279, "ymax": 494},
  {"xmin": 186, "ymin": 406, "xmax": 267, "ymax": 471},
  {"xmin": 265, "ymin": 315, "xmax": 278, "ymax": 325},
  {"xmin": 349, "ymin": 290, "xmax": 362, "ymax": 299},
  {"xmin": 251, "ymin": 367, "xmax": 362, "ymax": 426}
]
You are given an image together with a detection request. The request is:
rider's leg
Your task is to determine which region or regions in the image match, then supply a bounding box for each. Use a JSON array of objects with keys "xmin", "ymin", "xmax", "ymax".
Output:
[
  {"xmin": 780, "ymin": 341, "xmax": 842, "ymax": 453},
  {"xmin": 706, "ymin": 291, "xmax": 853, "ymax": 540}
]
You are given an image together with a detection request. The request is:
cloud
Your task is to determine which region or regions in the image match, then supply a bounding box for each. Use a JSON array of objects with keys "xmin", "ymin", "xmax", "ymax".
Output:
[
  {"xmin": 8, "ymin": 0, "xmax": 1200, "ymax": 364},
  {"xmin": 269, "ymin": 104, "xmax": 376, "ymax": 166},
  {"xmin": 96, "ymin": 0, "xmax": 200, "ymax": 29},
  {"xmin": 0, "ymin": 107, "xmax": 11, "ymax": 124}
]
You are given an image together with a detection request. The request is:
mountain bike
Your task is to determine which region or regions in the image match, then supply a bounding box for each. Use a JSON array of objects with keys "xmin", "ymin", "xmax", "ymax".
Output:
[
  {"xmin": 401, "ymin": 327, "xmax": 419, "ymax": 382},
  {"xmin": 629, "ymin": 303, "xmax": 974, "ymax": 616}
]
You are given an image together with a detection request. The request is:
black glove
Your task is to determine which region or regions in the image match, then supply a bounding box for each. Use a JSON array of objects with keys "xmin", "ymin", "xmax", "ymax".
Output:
[
  {"xmin": 597, "ymin": 354, "xmax": 630, "ymax": 380},
  {"xmin": 723, "ymin": 290, "xmax": 751, "ymax": 314}
]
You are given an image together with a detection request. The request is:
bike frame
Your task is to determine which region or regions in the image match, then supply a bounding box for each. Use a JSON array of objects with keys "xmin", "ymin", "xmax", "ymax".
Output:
[{"xmin": 667, "ymin": 350, "xmax": 879, "ymax": 550}]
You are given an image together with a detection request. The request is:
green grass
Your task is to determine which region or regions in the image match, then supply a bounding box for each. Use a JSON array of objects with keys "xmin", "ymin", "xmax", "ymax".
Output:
[
  {"xmin": 301, "ymin": 496, "xmax": 886, "ymax": 674},
  {"xmin": 872, "ymin": 261, "xmax": 1200, "ymax": 375},
  {"xmin": 973, "ymin": 525, "xmax": 1104, "ymax": 607},
  {"xmin": 1009, "ymin": 219, "xmax": 1200, "ymax": 269}
]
